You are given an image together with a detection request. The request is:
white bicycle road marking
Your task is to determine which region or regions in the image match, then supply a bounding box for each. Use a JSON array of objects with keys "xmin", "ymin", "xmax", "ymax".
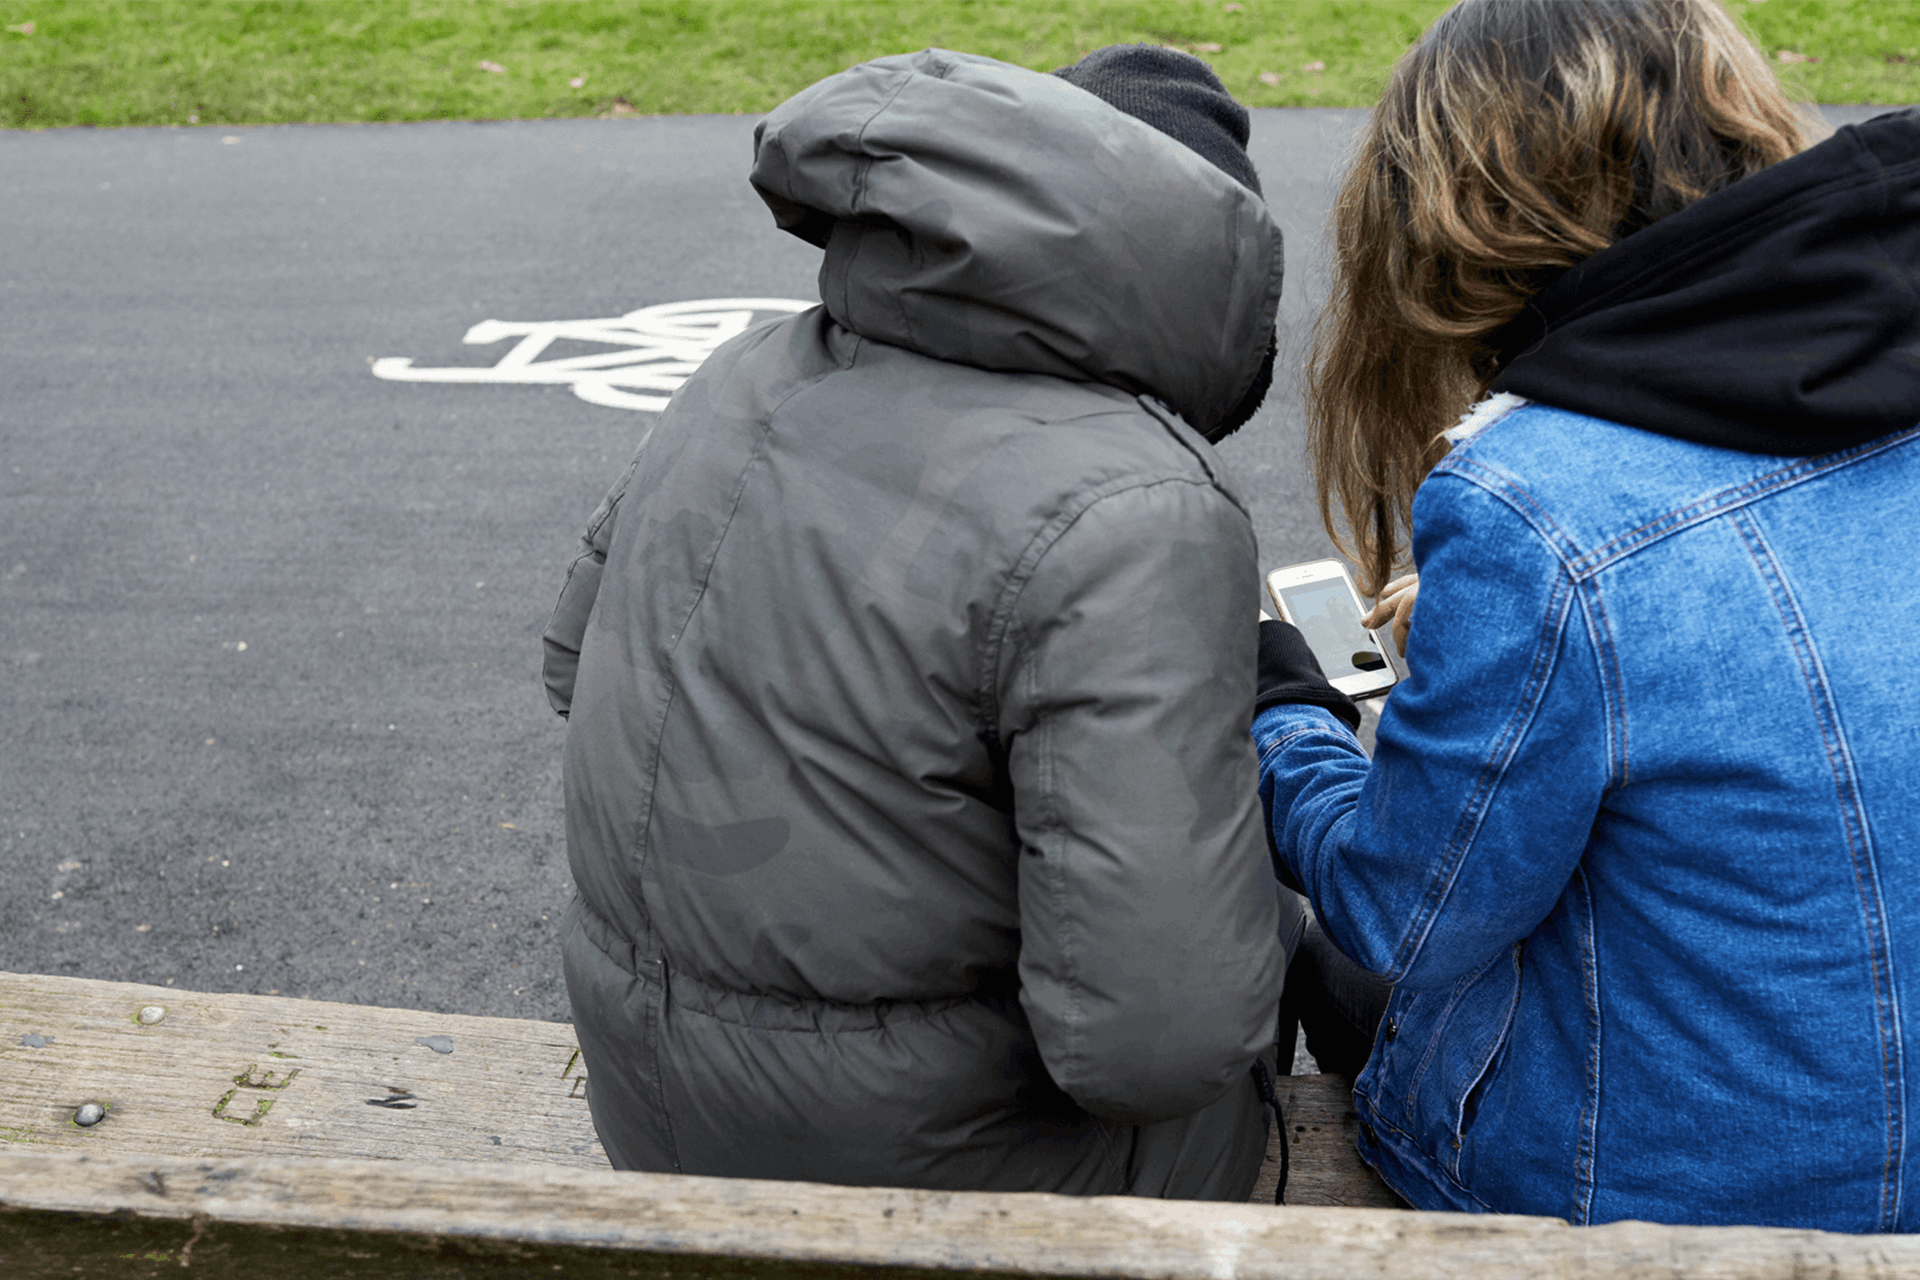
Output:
[{"xmin": 371, "ymin": 297, "xmax": 813, "ymax": 412}]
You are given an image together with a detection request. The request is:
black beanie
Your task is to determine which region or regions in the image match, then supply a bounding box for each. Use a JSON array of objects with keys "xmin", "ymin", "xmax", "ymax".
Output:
[{"xmin": 1052, "ymin": 44, "xmax": 1261, "ymax": 197}]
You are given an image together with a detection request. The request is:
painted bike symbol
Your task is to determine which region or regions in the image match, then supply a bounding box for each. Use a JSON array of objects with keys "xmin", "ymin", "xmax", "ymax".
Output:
[{"xmin": 371, "ymin": 297, "xmax": 813, "ymax": 412}]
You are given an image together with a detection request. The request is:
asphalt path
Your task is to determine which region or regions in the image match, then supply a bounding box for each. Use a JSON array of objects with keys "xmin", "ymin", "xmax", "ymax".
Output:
[{"xmin": 0, "ymin": 104, "xmax": 1892, "ymax": 1024}]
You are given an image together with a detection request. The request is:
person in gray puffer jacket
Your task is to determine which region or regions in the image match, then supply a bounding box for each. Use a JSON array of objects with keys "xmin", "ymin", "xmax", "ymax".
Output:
[{"xmin": 542, "ymin": 45, "xmax": 1294, "ymax": 1200}]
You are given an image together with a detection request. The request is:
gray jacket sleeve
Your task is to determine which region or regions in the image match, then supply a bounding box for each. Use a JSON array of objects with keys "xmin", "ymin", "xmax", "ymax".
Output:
[
  {"xmin": 998, "ymin": 476, "xmax": 1284, "ymax": 1126},
  {"xmin": 542, "ymin": 458, "xmax": 640, "ymax": 718}
]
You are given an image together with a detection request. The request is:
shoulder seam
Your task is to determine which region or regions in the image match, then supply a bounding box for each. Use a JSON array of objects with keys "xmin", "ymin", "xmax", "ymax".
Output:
[
  {"xmin": 1135, "ymin": 395, "xmax": 1251, "ymax": 519},
  {"xmin": 978, "ymin": 473, "xmax": 1247, "ymax": 741},
  {"xmin": 1436, "ymin": 421, "xmax": 1920, "ymax": 583}
]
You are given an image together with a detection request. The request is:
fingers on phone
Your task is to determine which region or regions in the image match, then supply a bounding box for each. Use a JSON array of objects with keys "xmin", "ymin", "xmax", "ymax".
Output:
[
  {"xmin": 1392, "ymin": 597, "xmax": 1417, "ymax": 655},
  {"xmin": 1362, "ymin": 594, "xmax": 1406, "ymax": 629},
  {"xmin": 1367, "ymin": 575, "xmax": 1419, "ymax": 656}
]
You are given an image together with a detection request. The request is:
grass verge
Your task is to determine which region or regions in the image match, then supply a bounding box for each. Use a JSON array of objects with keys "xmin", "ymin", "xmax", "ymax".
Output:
[{"xmin": 1, "ymin": 0, "xmax": 1915, "ymax": 130}]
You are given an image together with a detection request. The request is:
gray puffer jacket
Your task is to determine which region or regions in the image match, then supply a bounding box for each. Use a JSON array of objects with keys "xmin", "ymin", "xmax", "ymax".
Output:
[{"xmin": 543, "ymin": 49, "xmax": 1286, "ymax": 1195}]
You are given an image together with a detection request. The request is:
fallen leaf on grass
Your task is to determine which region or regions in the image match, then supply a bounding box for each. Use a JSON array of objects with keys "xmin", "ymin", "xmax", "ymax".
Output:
[
  {"xmin": 1303, "ymin": 60, "xmax": 1326, "ymax": 72},
  {"xmin": 478, "ymin": 59, "xmax": 507, "ymax": 74},
  {"xmin": 1225, "ymin": 3, "xmax": 1245, "ymax": 11},
  {"xmin": 1775, "ymin": 49, "xmax": 1817, "ymax": 64},
  {"xmin": 5, "ymin": 21, "xmax": 33, "ymax": 35},
  {"xmin": 569, "ymin": 75, "xmax": 587, "ymax": 88},
  {"xmin": 1258, "ymin": 71, "xmax": 1281, "ymax": 86}
]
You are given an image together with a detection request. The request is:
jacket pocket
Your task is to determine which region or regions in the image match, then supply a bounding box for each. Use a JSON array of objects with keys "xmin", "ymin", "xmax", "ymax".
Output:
[{"xmin": 1369, "ymin": 943, "xmax": 1523, "ymax": 1181}]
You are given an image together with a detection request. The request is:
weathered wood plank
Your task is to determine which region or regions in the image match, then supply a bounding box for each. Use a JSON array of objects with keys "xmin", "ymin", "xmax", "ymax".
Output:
[
  {"xmin": 1249, "ymin": 1076, "xmax": 1404, "ymax": 1208},
  {"xmin": 0, "ymin": 971, "xmax": 603, "ymax": 1166},
  {"xmin": 2, "ymin": 971, "xmax": 1400, "ymax": 1208},
  {"xmin": 6, "ymin": 973, "xmax": 1916, "ymax": 1277},
  {"xmin": 5, "ymin": 1146, "xmax": 1920, "ymax": 1279}
]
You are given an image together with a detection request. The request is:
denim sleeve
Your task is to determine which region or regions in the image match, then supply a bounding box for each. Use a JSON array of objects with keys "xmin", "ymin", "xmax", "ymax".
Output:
[{"xmin": 1253, "ymin": 473, "xmax": 1610, "ymax": 988}]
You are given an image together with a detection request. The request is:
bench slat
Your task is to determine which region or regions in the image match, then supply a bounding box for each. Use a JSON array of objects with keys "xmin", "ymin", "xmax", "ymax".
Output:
[
  {"xmin": 6, "ymin": 1146, "xmax": 1920, "ymax": 1280},
  {"xmin": 2, "ymin": 971, "xmax": 1400, "ymax": 1207},
  {"xmin": 6, "ymin": 973, "xmax": 1918, "ymax": 1277},
  {"xmin": 0, "ymin": 970, "xmax": 602, "ymax": 1166}
]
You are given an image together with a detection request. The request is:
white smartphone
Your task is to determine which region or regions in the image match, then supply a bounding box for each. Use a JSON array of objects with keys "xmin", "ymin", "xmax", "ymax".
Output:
[{"xmin": 1264, "ymin": 559, "xmax": 1399, "ymax": 699}]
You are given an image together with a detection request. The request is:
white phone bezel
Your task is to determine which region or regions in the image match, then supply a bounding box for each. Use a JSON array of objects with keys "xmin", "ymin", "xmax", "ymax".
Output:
[{"xmin": 1264, "ymin": 559, "xmax": 1398, "ymax": 699}]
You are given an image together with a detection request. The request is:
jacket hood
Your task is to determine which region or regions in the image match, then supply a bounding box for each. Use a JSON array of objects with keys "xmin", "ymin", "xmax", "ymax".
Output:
[
  {"xmin": 750, "ymin": 49, "xmax": 1283, "ymax": 436},
  {"xmin": 1490, "ymin": 109, "xmax": 1920, "ymax": 455}
]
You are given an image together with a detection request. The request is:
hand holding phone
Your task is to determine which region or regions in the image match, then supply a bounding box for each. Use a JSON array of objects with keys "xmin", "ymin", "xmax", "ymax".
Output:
[
  {"xmin": 1362, "ymin": 573, "xmax": 1419, "ymax": 657},
  {"xmin": 1264, "ymin": 559, "xmax": 1398, "ymax": 699}
]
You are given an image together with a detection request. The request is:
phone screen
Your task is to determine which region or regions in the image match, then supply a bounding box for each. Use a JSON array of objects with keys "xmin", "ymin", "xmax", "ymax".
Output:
[{"xmin": 1274, "ymin": 579, "xmax": 1390, "ymax": 682}]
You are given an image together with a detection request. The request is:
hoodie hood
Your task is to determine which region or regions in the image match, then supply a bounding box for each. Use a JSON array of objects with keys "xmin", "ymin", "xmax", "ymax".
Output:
[
  {"xmin": 750, "ymin": 49, "xmax": 1283, "ymax": 437},
  {"xmin": 1490, "ymin": 109, "xmax": 1920, "ymax": 455}
]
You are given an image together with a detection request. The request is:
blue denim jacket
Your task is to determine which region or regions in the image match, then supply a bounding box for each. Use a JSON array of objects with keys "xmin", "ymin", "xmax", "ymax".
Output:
[{"xmin": 1256, "ymin": 398, "xmax": 1920, "ymax": 1229}]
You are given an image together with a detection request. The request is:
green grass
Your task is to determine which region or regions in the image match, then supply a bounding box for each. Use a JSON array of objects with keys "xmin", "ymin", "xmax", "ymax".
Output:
[{"xmin": 2, "ymin": 0, "xmax": 1916, "ymax": 130}]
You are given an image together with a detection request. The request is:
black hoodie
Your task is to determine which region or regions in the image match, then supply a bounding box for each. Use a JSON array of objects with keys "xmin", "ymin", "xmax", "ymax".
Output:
[{"xmin": 1490, "ymin": 109, "xmax": 1920, "ymax": 456}]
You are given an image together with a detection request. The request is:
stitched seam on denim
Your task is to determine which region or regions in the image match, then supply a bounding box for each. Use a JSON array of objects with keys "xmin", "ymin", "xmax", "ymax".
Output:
[
  {"xmin": 1437, "ymin": 429, "xmax": 1920, "ymax": 583},
  {"xmin": 1445, "ymin": 945, "xmax": 1524, "ymax": 1184},
  {"xmin": 1577, "ymin": 577, "xmax": 1631, "ymax": 788},
  {"xmin": 1353, "ymin": 1101, "xmax": 1500, "ymax": 1213},
  {"xmin": 1434, "ymin": 458, "xmax": 1587, "ymax": 571},
  {"xmin": 1572, "ymin": 866, "xmax": 1602, "ymax": 1225},
  {"xmin": 1436, "ymin": 1162, "xmax": 1499, "ymax": 1214},
  {"xmin": 1255, "ymin": 721, "xmax": 1342, "ymax": 758},
  {"xmin": 1389, "ymin": 571, "xmax": 1576, "ymax": 978},
  {"xmin": 1734, "ymin": 507, "xmax": 1906, "ymax": 1229},
  {"xmin": 1574, "ymin": 429, "xmax": 1920, "ymax": 576},
  {"xmin": 1401, "ymin": 953, "xmax": 1500, "ymax": 1121}
]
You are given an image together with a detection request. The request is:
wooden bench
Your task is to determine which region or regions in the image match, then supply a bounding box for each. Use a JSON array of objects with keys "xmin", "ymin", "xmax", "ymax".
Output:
[{"xmin": 3, "ymin": 971, "xmax": 1913, "ymax": 1278}]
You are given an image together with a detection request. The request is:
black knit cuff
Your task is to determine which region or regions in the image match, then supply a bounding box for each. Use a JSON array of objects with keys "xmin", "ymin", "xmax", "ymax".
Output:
[{"xmin": 1254, "ymin": 619, "xmax": 1362, "ymax": 733}]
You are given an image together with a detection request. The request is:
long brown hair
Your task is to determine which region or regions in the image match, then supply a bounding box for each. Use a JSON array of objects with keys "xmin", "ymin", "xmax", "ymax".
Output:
[{"xmin": 1307, "ymin": 0, "xmax": 1821, "ymax": 595}]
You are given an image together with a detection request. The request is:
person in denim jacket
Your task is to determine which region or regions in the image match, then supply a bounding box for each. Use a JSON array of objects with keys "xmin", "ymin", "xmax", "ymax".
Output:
[{"xmin": 1254, "ymin": 0, "xmax": 1920, "ymax": 1229}]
